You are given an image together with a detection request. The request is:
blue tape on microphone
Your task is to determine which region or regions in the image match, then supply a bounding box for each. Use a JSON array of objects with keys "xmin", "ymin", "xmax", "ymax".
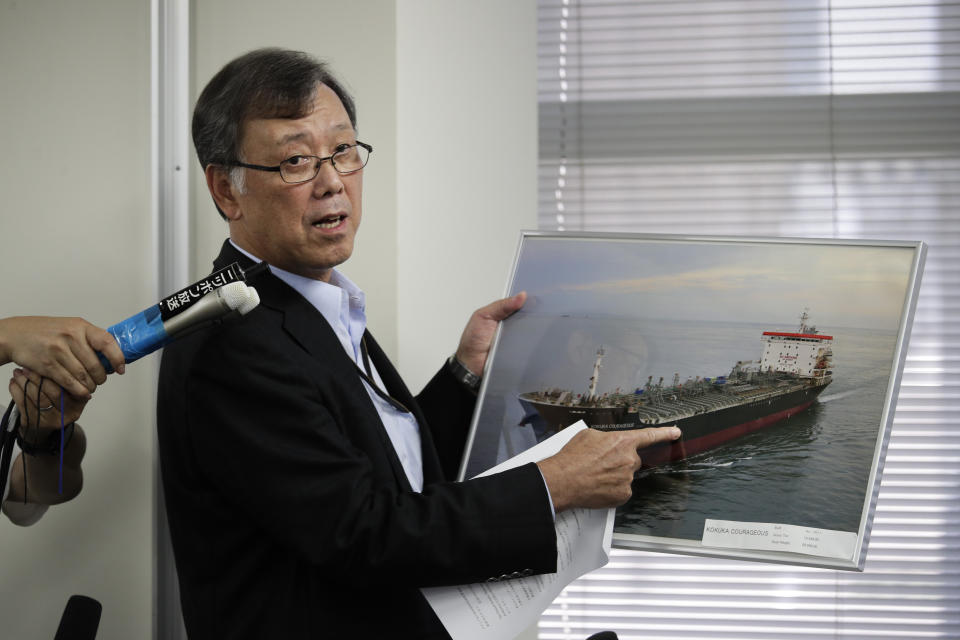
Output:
[
  {"xmin": 96, "ymin": 262, "xmax": 267, "ymax": 373},
  {"xmin": 106, "ymin": 305, "xmax": 169, "ymax": 365}
]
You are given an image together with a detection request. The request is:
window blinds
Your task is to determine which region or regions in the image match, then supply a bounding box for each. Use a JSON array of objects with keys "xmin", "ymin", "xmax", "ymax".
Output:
[{"xmin": 537, "ymin": 1, "xmax": 960, "ymax": 638}]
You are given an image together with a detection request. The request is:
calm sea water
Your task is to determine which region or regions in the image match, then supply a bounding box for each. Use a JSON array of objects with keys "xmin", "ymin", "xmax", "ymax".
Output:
[{"xmin": 465, "ymin": 314, "xmax": 899, "ymax": 540}]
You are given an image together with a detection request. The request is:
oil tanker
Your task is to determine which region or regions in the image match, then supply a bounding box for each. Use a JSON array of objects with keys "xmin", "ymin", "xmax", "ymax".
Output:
[{"xmin": 518, "ymin": 312, "xmax": 834, "ymax": 468}]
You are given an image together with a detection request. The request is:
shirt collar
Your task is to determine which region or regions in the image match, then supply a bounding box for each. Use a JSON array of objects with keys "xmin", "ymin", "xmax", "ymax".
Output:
[{"xmin": 228, "ymin": 240, "xmax": 367, "ymax": 355}]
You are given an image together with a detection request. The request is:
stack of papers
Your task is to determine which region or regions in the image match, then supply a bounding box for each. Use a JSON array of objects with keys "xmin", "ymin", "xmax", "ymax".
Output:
[{"xmin": 422, "ymin": 421, "xmax": 613, "ymax": 640}]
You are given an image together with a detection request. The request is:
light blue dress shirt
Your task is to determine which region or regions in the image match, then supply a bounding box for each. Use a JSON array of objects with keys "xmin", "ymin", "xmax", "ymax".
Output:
[{"xmin": 230, "ymin": 242, "xmax": 424, "ymax": 492}]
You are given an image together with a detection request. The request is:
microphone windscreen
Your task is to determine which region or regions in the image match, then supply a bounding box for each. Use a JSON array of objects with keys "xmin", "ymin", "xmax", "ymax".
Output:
[
  {"xmin": 239, "ymin": 286, "xmax": 260, "ymax": 315},
  {"xmin": 54, "ymin": 595, "xmax": 102, "ymax": 640},
  {"xmin": 218, "ymin": 281, "xmax": 254, "ymax": 312},
  {"xmin": 585, "ymin": 633, "xmax": 619, "ymax": 640}
]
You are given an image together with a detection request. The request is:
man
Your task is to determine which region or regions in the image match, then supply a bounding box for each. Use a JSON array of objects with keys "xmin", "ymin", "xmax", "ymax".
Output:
[
  {"xmin": 157, "ymin": 48, "xmax": 680, "ymax": 639},
  {"xmin": 1, "ymin": 316, "xmax": 125, "ymax": 524}
]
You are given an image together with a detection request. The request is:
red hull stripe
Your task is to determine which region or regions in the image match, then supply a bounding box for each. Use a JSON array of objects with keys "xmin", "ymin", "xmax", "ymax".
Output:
[
  {"xmin": 762, "ymin": 331, "xmax": 833, "ymax": 340},
  {"xmin": 637, "ymin": 400, "xmax": 815, "ymax": 468}
]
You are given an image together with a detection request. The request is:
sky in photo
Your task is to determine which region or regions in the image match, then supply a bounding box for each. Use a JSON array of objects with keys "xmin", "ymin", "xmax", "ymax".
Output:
[{"xmin": 510, "ymin": 235, "xmax": 920, "ymax": 331}]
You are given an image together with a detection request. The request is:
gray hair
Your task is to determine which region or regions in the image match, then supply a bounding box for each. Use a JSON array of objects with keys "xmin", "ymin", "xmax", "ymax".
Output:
[
  {"xmin": 192, "ymin": 47, "xmax": 357, "ymax": 218},
  {"xmin": 228, "ymin": 166, "xmax": 246, "ymax": 194}
]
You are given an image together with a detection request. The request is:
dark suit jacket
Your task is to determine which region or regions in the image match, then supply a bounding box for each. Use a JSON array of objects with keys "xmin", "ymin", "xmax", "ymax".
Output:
[{"xmin": 157, "ymin": 241, "xmax": 557, "ymax": 639}]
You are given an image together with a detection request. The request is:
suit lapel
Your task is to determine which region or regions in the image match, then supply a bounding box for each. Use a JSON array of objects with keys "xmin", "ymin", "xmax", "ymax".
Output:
[
  {"xmin": 211, "ymin": 240, "xmax": 420, "ymax": 492},
  {"xmin": 362, "ymin": 333, "xmax": 445, "ymax": 485}
]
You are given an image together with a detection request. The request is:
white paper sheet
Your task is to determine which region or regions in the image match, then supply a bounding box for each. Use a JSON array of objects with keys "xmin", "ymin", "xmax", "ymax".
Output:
[{"xmin": 422, "ymin": 421, "xmax": 614, "ymax": 640}]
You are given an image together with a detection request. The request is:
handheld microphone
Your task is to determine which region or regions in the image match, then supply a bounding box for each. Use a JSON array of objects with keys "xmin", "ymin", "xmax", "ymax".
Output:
[
  {"xmin": 97, "ymin": 261, "xmax": 268, "ymax": 372},
  {"xmin": 54, "ymin": 594, "xmax": 102, "ymax": 640}
]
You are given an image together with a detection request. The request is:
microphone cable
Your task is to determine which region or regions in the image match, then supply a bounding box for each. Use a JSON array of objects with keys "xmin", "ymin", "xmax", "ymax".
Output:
[{"xmin": 9, "ymin": 376, "xmax": 74, "ymax": 504}]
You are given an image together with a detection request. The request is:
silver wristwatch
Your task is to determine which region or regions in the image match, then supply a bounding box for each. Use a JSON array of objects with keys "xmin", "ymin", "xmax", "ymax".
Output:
[{"xmin": 446, "ymin": 355, "xmax": 481, "ymax": 393}]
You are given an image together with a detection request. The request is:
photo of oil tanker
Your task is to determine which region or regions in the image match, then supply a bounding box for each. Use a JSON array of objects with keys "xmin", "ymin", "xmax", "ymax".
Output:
[{"xmin": 518, "ymin": 311, "xmax": 834, "ymax": 468}]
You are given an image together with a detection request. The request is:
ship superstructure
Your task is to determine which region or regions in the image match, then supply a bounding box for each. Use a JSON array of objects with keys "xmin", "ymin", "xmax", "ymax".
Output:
[
  {"xmin": 518, "ymin": 311, "xmax": 834, "ymax": 467},
  {"xmin": 759, "ymin": 310, "xmax": 833, "ymax": 382}
]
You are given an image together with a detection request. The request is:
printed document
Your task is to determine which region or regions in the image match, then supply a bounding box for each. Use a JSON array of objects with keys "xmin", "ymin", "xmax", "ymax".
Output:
[{"xmin": 422, "ymin": 421, "xmax": 614, "ymax": 640}]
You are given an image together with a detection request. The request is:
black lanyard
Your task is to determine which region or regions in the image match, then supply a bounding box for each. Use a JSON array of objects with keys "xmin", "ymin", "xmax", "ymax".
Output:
[{"xmin": 353, "ymin": 337, "xmax": 411, "ymax": 414}]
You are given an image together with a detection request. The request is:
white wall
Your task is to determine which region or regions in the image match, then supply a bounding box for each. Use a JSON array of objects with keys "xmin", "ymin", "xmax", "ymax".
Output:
[
  {"xmin": 0, "ymin": 1, "xmax": 155, "ymax": 638},
  {"xmin": 396, "ymin": 0, "xmax": 538, "ymax": 390},
  {"xmin": 0, "ymin": 1, "xmax": 537, "ymax": 637},
  {"xmin": 395, "ymin": 3, "xmax": 538, "ymax": 638}
]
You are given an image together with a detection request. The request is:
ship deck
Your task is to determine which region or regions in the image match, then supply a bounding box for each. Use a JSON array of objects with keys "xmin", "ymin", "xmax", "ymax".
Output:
[{"xmin": 523, "ymin": 375, "xmax": 831, "ymax": 426}]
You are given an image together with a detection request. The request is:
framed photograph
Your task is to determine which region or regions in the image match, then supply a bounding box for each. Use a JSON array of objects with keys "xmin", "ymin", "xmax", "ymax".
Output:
[{"xmin": 458, "ymin": 232, "xmax": 926, "ymax": 570}]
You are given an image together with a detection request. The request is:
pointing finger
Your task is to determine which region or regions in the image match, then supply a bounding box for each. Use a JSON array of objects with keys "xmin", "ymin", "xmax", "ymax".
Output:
[{"xmin": 630, "ymin": 426, "xmax": 682, "ymax": 449}]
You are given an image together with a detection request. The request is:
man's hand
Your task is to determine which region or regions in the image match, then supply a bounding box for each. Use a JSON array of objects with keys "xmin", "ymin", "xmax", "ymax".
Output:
[
  {"xmin": 454, "ymin": 292, "xmax": 526, "ymax": 377},
  {"xmin": 537, "ymin": 426, "xmax": 682, "ymax": 513},
  {"xmin": 0, "ymin": 316, "xmax": 125, "ymax": 398}
]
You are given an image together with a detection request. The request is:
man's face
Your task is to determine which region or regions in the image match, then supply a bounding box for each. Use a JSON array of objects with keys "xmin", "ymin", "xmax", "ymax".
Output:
[{"xmin": 224, "ymin": 84, "xmax": 363, "ymax": 281}]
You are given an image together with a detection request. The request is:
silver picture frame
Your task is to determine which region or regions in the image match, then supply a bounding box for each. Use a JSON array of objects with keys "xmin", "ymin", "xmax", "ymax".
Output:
[{"xmin": 458, "ymin": 231, "xmax": 926, "ymax": 570}]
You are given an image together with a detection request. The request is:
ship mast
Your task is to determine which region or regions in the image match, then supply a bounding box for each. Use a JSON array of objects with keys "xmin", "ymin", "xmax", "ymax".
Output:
[
  {"xmin": 588, "ymin": 346, "xmax": 604, "ymax": 400},
  {"xmin": 799, "ymin": 308, "xmax": 811, "ymax": 334}
]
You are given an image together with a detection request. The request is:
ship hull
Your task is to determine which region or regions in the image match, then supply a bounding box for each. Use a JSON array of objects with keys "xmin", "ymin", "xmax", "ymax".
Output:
[{"xmin": 519, "ymin": 381, "xmax": 829, "ymax": 468}]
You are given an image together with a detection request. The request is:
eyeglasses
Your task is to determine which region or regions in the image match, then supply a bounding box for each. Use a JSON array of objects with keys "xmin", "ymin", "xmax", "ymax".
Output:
[{"xmin": 233, "ymin": 141, "xmax": 372, "ymax": 184}]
